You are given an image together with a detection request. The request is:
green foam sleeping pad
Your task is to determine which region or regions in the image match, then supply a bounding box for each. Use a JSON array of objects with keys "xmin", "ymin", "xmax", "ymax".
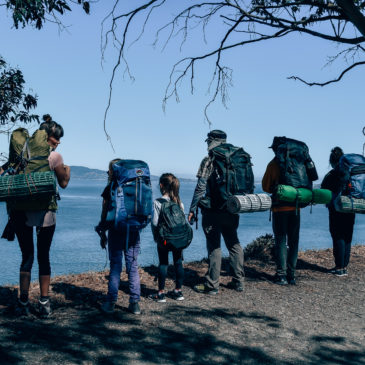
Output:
[
  {"xmin": 0, "ymin": 171, "xmax": 57, "ymax": 202},
  {"xmin": 275, "ymin": 185, "xmax": 332, "ymax": 205},
  {"xmin": 312, "ymin": 189, "xmax": 332, "ymax": 205},
  {"xmin": 275, "ymin": 185, "xmax": 312, "ymax": 203}
]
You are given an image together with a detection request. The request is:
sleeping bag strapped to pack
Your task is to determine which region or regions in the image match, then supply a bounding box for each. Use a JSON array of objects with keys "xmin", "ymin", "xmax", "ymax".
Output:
[
  {"xmin": 337, "ymin": 154, "xmax": 365, "ymax": 199},
  {"xmin": 206, "ymin": 143, "xmax": 254, "ymax": 211},
  {"xmin": 271, "ymin": 136, "xmax": 318, "ymax": 189},
  {"xmin": 2, "ymin": 128, "xmax": 57, "ymax": 211},
  {"xmin": 155, "ymin": 199, "xmax": 193, "ymax": 249},
  {"xmin": 106, "ymin": 159, "xmax": 153, "ymax": 232}
]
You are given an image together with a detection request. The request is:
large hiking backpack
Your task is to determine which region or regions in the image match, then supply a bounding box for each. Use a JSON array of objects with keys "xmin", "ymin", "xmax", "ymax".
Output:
[
  {"xmin": 106, "ymin": 159, "xmax": 153, "ymax": 232},
  {"xmin": 155, "ymin": 199, "xmax": 193, "ymax": 249},
  {"xmin": 336, "ymin": 154, "xmax": 365, "ymax": 199},
  {"xmin": 207, "ymin": 143, "xmax": 254, "ymax": 210},
  {"xmin": 1, "ymin": 128, "xmax": 57, "ymax": 211},
  {"xmin": 272, "ymin": 136, "xmax": 318, "ymax": 189}
]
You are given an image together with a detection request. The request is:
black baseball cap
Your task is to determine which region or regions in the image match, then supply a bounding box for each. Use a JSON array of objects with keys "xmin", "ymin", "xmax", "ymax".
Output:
[{"xmin": 205, "ymin": 129, "xmax": 227, "ymax": 142}]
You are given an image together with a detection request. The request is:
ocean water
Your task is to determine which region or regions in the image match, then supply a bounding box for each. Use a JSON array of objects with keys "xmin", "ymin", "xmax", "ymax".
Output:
[{"xmin": 1, "ymin": 179, "xmax": 364, "ymax": 285}]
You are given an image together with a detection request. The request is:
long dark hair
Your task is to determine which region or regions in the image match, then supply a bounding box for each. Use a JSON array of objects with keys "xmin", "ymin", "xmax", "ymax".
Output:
[
  {"xmin": 159, "ymin": 173, "xmax": 181, "ymax": 207},
  {"xmin": 329, "ymin": 146, "xmax": 344, "ymax": 168},
  {"xmin": 39, "ymin": 114, "xmax": 64, "ymax": 140}
]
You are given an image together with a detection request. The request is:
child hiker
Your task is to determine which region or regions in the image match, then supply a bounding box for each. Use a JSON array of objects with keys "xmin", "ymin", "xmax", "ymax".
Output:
[
  {"xmin": 96, "ymin": 158, "xmax": 143, "ymax": 315},
  {"xmin": 150, "ymin": 173, "xmax": 192, "ymax": 302}
]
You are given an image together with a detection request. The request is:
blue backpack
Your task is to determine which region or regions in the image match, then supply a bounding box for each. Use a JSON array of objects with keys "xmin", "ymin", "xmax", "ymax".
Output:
[
  {"xmin": 106, "ymin": 160, "xmax": 153, "ymax": 234},
  {"xmin": 337, "ymin": 154, "xmax": 365, "ymax": 199}
]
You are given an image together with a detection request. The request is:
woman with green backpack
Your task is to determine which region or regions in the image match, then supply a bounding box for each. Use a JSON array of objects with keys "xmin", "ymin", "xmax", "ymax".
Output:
[
  {"xmin": 150, "ymin": 173, "xmax": 192, "ymax": 302},
  {"xmin": 11, "ymin": 115, "xmax": 70, "ymax": 318}
]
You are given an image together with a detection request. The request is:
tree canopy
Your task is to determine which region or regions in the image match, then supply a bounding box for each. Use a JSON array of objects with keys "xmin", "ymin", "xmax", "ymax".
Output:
[
  {"xmin": 102, "ymin": 0, "xmax": 365, "ymax": 121},
  {"xmin": 0, "ymin": 0, "xmax": 90, "ymax": 131}
]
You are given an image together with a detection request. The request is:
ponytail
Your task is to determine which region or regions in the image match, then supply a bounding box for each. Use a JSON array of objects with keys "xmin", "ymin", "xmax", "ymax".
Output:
[
  {"xmin": 159, "ymin": 173, "xmax": 181, "ymax": 207},
  {"xmin": 329, "ymin": 146, "xmax": 344, "ymax": 168}
]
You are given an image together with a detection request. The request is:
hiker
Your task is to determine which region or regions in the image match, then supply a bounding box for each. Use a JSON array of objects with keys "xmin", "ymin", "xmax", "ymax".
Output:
[
  {"xmin": 150, "ymin": 173, "xmax": 192, "ymax": 302},
  {"xmin": 321, "ymin": 147, "xmax": 355, "ymax": 277},
  {"xmin": 262, "ymin": 137, "xmax": 318, "ymax": 285},
  {"xmin": 188, "ymin": 130, "xmax": 251, "ymax": 294},
  {"xmin": 10, "ymin": 114, "xmax": 70, "ymax": 317},
  {"xmin": 97, "ymin": 159, "xmax": 152, "ymax": 315}
]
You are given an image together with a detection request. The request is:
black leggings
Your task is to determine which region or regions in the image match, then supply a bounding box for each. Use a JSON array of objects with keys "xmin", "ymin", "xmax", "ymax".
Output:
[
  {"xmin": 14, "ymin": 214, "xmax": 55, "ymax": 276},
  {"xmin": 329, "ymin": 209, "xmax": 355, "ymax": 268},
  {"xmin": 157, "ymin": 243, "xmax": 184, "ymax": 291}
]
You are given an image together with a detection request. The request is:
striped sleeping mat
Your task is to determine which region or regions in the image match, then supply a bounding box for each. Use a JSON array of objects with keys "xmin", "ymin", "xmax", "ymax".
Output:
[
  {"xmin": 227, "ymin": 194, "xmax": 272, "ymax": 214},
  {"xmin": 334, "ymin": 195, "xmax": 365, "ymax": 214}
]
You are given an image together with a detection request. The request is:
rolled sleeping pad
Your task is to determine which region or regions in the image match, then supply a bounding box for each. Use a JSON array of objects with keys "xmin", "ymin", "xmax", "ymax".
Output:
[
  {"xmin": 275, "ymin": 185, "xmax": 313, "ymax": 203},
  {"xmin": 227, "ymin": 194, "xmax": 272, "ymax": 214},
  {"xmin": 312, "ymin": 189, "xmax": 332, "ymax": 205},
  {"xmin": 334, "ymin": 195, "xmax": 365, "ymax": 214}
]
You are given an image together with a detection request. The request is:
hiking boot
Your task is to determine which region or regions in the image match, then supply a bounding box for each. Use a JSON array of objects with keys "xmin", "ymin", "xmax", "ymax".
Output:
[
  {"xmin": 15, "ymin": 300, "xmax": 30, "ymax": 317},
  {"xmin": 128, "ymin": 302, "xmax": 141, "ymax": 315},
  {"xmin": 38, "ymin": 299, "xmax": 52, "ymax": 319},
  {"xmin": 193, "ymin": 283, "xmax": 218, "ymax": 295},
  {"xmin": 169, "ymin": 290, "xmax": 184, "ymax": 301},
  {"xmin": 274, "ymin": 275, "xmax": 288, "ymax": 285},
  {"xmin": 227, "ymin": 281, "xmax": 244, "ymax": 292},
  {"xmin": 149, "ymin": 292, "xmax": 166, "ymax": 303},
  {"xmin": 100, "ymin": 301, "xmax": 116, "ymax": 314}
]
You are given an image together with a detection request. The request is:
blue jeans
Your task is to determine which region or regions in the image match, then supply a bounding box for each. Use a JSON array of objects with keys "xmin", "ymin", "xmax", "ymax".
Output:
[{"xmin": 106, "ymin": 228, "xmax": 141, "ymax": 303}]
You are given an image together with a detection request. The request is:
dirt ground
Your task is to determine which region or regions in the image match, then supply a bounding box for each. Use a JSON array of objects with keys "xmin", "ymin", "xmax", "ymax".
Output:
[{"xmin": 0, "ymin": 245, "xmax": 364, "ymax": 365}]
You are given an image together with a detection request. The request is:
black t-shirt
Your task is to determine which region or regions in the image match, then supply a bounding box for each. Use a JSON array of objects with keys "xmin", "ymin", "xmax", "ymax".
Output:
[{"xmin": 321, "ymin": 169, "xmax": 342, "ymax": 194}]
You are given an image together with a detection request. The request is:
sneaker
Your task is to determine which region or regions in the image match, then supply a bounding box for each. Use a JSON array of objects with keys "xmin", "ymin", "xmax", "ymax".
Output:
[
  {"xmin": 334, "ymin": 269, "xmax": 346, "ymax": 277},
  {"xmin": 274, "ymin": 275, "xmax": 288, "ymax": 285},
  {"xmin": 328, "ymin": 267, "xmax": 338, "ymax": 274},
  {"xmin": 170, "ymin": 290, "xmax": 184, "ymax": 301},
  {"xmin": 343, "ymin": 268, "xmax": 348, "ymax": 276},
  {"xmin": 287, "ymin": 277, "xmax": 296, "ymax": 285},
  {"xmin": 193, "ymin": 283, "xmax": 218, "ymax": 295},
  {"xmin": 227, "ymin": 281, "xmax": 244, "ymax": 292},
  {"xmin": 100, "ymin": 301, "xmax": 116, "ymax": 314},
  {"xmin": 15, "ymin": 300, "xmax": 30, "ymax": 317},
  {"xmin": 149, "ymin": 292, "xmax": 166, "ymax": 303},
  {"xmin": 128, "ymin": 302, "xmax": 141, "ymax": 315},
  {"xmin": 38, "ymin": 299, "xmax": 52, "ymax": 319}
]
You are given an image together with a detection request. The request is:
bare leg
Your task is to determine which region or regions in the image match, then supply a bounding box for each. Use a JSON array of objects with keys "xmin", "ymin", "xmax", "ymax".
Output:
[
  {"xmin": 39, "ymin": 275, "xmax": 50, "ymax": 297},
  {"xmin": 19, "ymin": 272, "xmax": 31, "ymax": 301}
]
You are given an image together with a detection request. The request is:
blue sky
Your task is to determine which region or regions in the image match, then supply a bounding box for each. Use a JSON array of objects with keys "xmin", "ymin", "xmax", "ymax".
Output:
[{"xmin": 0, "ymin": 1, "xmax": 364, "ymax": 179}]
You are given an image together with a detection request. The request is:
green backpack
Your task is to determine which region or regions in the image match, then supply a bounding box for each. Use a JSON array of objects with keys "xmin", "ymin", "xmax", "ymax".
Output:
[{"xmin": 3, "ymin": 128, "xmax": 57, "ymax": 211}]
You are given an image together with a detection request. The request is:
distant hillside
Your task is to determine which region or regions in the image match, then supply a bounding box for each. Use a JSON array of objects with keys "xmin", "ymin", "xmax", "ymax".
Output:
[{"xmin": 69, "ymin": 166, "xmax": 195, "ymax": 182}]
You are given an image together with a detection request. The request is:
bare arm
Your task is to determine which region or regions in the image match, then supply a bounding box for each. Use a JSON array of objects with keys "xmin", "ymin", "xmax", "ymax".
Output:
[{"xmin": 54, "ymin": 164, "xmax": 70, "ymax": 189}]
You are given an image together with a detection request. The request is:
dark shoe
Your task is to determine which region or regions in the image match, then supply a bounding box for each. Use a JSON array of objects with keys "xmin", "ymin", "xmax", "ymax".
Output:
[
  {"xmin": 274, "ymin": 275, "xmax": 288, "ymax": 285},
  {"xmin": 149, "ymin": 292, "xmax": 166, "ymax": 303},
  {"xmin": 227, "ymin": 281, "xmax": 244, "ymax": 292},
  {"xmin": 193, "ymin": 283, "xmax": 218, "ymax": 295},
  {"xmin": 343, "ymin": 268, "xmax": 348, "ymax": 276},
  {"xmin": 38, "ymin": 299, "xmax": 52, "ymax": 319},
  {"xmin": 287, "ymin": 277, "xmax": 296, "ymax": 285},
  {"xmin": 15, "ymin": 300, "xmax": 30, "ymax": 317},
  {"xmin": 169, "ymin": 290, "xmax": 184, "ymax": 301},
  {"xmin": 128, "ymin": 302, "xmax": 141, "ymax": 315},
  {"xmin": 334, "ymin": 269, "xmax": 346, "ymax": 277},
  {"xmin": 100, "ymin": 301, "xmax": 116, "ymax": 314}
]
